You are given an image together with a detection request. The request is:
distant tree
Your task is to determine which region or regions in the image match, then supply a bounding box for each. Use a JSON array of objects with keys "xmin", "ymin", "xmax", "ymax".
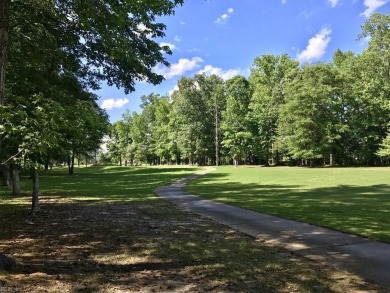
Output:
[
  {"xmin": 377, "ymin": 134, "xmax": 390, "ymax": 158},
  {"xmin": 62, "ymin": 99, "xmax": 109, "ymax": 175},
  {"xmin": 172, "ymin": 77, "xmax": 205, "ymax": 164},
  {"xmin": 355, "ymin": 12, "xmax": 390, "ymax": 165},
  {"xmin": 207, "ymin": 75, "xmax": 226, "ymax": 166},
  {"xmin": 107, "ymin": 121, "xmax": 131, "ymax": 166},
  {"xmin": 249, "ymin": 54, "xmax": 298, "ymax": 165},
  {"xmin": 130, "ymin": 112, "xmax": 149, "ymax": 165},
  {"xmin": 153, "ymin": 96, "xmax": 174, "ymax": 164},
  {"xmin": 278, "ymin": 64, "xmax": 341, "ymax": 166},
  {"xmin": 221, "ymin": 76, "xmax": 252, "ymax": 166}
]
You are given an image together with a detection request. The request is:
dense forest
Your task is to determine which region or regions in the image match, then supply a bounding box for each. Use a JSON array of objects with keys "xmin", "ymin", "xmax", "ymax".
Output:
[{"xmin": 104, "ymin": 12, "xmax": 390, "ymax": 167}]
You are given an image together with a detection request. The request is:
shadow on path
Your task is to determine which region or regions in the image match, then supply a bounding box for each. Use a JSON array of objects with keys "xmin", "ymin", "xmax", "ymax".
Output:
[{"xmin": 155, "ymin": 168, "xmax": 390, "ymax": 290}]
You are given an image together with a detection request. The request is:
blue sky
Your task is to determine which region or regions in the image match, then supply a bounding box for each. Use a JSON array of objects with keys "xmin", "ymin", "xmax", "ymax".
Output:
[{"xmin": 97, "ymin": 0, "xmax": 390, "ymax": 123}]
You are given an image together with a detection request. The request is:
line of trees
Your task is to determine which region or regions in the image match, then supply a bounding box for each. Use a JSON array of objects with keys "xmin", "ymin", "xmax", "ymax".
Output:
[
  {"xmin": 105, "ymin": 12, "xmax": 390, "ymax": 167},
  {"xmin": 0, "ymin": 0, "xmax": 184, "ymax": 215}
]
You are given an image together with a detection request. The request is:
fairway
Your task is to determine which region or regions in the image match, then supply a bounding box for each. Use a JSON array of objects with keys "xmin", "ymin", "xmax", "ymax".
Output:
[{"xmin": 185, "ymin": 167, "xmax": 390, "ymax": 243}]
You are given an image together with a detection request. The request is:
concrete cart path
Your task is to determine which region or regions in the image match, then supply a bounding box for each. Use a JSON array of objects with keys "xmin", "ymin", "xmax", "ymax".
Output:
[{"xmin": 154, "ymin": 168, "xmax": 390, "ymax": 290}]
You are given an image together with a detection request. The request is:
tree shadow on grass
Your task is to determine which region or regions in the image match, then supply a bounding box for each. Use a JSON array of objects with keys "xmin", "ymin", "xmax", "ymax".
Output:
[
  {"xmin": 0, "ymin": 167, "xmax": 385, "ymax": 291},
  {"xmin": 1, "ymin": 166, "xmax": 200, "ymax": 203},
  {"xmin": 186, "ymin": 172, "xmax": 390, "ymax": 243},
  {"xmin": 0, "ymin": 201, "xmax": 380, "ymax": 292}
]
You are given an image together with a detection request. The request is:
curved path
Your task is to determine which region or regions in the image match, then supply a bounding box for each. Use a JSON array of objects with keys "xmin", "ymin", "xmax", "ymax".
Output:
[{"xmin": 154, "ymin": 168, "xmax": 390, "ymax": 290}]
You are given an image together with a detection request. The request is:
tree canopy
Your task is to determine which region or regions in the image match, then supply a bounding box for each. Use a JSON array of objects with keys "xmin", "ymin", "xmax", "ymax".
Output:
[
  {"xmin": 104, "ymin": 12, "xmax": 390, "ymax": 167},
  {"xmin": 0, "ymin": 0, "xmax": 184, "ymax": 213}
]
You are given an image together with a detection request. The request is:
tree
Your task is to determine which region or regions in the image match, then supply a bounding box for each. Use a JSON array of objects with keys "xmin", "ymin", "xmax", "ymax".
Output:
[
  {"xmin": 0, "ymin": 0, "xmax": 10, "ymax": 184},
  {"xmin": 1, "ymin": 0, "xmax": 185, "ymax": 162},
  {"xmin": 1, "ymin": 0, "xmax": 183, "ymax": 214},
  {"xmin": 249, "ymin": 54, "xmax": 298, "ymax": 165},
  {"xmin": 62, "ymin": 99, "xmax": 109, "ymax": 175},
  {"xmin": 207, "ymin": 75, "xmax": 226, "ymax": 166},
  {"xmin": 377, "ymin": 134, "xmax": 390, "ymax": 158},
  {"xmin": 172, "ymin": 77, "xmax": 205, "ymax": 164},
  {"xmin": 355, "ymin": 12, "xmax": 390, "ymax": 165},
  {"xmin": 130, "ymin": 111, "xmax": 149, "ymax": 164},
  {"xmin": 0, "ymin": 94, "xmax": 66, "ymax": 214},
  {"xmin": 221, "ymin": 76, "xmax": 252, "ymax": 166},
  {"xmin": 153, "ymin": 95, "xmax": 174, "ymax": 164},
  {"xmin": 171, "ymin": 75, "xmax": 224, "ymax": 165},
  {"xmin": 277, "ymin": 63, "xmax": 342, "ymax": 166},
  {"xmin": 54, "ymin": 0, "xmax": 184, "ymax": 92},
  {"xmin": 107, "ymin": 121, "xmax": 131, "ymax": 166},
  {"xmin": 0, "ymin": 0, "xmax": 10, "ymax": 106}
]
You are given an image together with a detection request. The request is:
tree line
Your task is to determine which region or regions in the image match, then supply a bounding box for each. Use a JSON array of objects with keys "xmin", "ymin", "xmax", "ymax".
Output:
[
  {"xmin": 0, "ymin": 0, "xmax": 184, "ymax": 215},
  {"xmin": 105, "ymin": 12, "xmax": 390, "ymax": 168}
]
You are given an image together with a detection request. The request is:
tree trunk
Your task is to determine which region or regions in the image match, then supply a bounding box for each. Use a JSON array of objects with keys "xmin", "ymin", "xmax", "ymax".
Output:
[
  {"xmin": 67, "ymin": 155, "xmax": 71, "ymax": 174},
  {"xmin": 68, "ymin": 153, "xmax": 75, "ymax": 175},
  {"xmin": 71, "ymin": 154, "xmax": 75, "ymax": 174},
  {"xmin": 215, "ymin": 104, "xmax": 219, "ymax": 166},
  {"xmin": 31, "ymin": 167, "xmax": 40, "ymax": 216},
  {"xmin": 1, "ymin": 164, "xmax": 10, "ymax": 186},
  {"xmin": 0, "ymin": 0, "xmax": 10, "ymax": 155},
  {"xmin": 10, "ymin": 163, "xmax": 20, "ymax": 196},
  {"xmin": 233, "ymin": 158, "xmax": 238, "ymax": 167}
]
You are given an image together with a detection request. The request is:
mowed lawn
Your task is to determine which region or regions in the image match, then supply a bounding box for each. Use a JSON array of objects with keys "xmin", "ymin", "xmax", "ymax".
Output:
[
  {"xmin": 185, "ymin": 166, "xmax": 390, "ymax": 243},
  {"xmin": 1, "ymin": 166, "xmax": 380, "ymax": 292}
]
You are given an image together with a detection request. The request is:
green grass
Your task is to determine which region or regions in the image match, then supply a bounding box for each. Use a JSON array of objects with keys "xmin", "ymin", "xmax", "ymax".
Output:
[
  {"xmin": 185, "ymin": 166, "xmax": 390, "ymax": 243},
  {"xmin": 0, "ymin": 165, "xmax": 199, "ymax": 202},
  {"xmin": 0, "ymin": 165, "xmax": 200, "ymax": 220},
  {"xmin": 43, "ymin": 165, "xmax": 202, "ymax": 202},
  {"xmin": 0, "ymin": 165, "xmax": 381, "ymax": 291}
]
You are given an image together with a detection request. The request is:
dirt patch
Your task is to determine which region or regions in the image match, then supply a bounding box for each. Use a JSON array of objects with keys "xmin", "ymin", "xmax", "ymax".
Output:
[{"xmin": 0, "ymin": 198, "xmax": 383, "ymax": 292}]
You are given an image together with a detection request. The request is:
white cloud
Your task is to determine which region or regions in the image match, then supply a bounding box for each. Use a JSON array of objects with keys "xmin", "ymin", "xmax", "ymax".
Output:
[
  {"xmin": 198, "ymin": 65, "xmax": 241, "ymax": 80},
  {"xmin": 297, "ymin": 28, "xmax": 332, "ymax": 64},
  {"xmin": 362, "ymin": 0, "xmax": 389, "ymax": 17},
  {"xmin": 168, "ymin": 85, "xmax": 179, "ymax": 96},
  {"xmin": 328, "ymin": 0, "xmax": 339, "ymax": 8},
  {"xmin": 188, "ymin": 48, "xmax": 201, "ymax": 52},
  {"xmin": 160, "ymin": 42, "xmax": 176, "ymax": 51},
  {"xmin": 359, "ymin": 35, "xmax": 371, "ymax": 46},
  {"xmin": 282, "ymin": 0, "xmax": 287, "ymax": 4},
  {"xmin": 100, "ymin": 98, "xmax": 129, "ymax": 110},
  {"xmin": 153, "ymin": 57, "xmax": 204, "ymax": 79},
  {"xmin": 174, "ymin": 35, "xmax": 181, "ymax": 43},
  {"xmin": 215, "ymin": 8, "xmax": 234, "ymax": 24}
]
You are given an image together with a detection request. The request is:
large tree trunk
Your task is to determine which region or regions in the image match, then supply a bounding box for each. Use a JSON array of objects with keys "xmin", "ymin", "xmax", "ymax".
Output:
[
  {"xmin": 10, "ymin": 163, "xmax": 20, "ymax": 196},
  {"xmin": 0, "ymin": 0, "xmax": 10, "ymax": 104},
  {"xmin": 0, "ymin": 0, "xmax": 10, "ymax": 157},
  {"xmin": 31, "ymin": 167, "xmax": 39, "ymax": 216},
  {"xmin": 1, "ymin": 164, "xmax": 10, "ymax": 186}
]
